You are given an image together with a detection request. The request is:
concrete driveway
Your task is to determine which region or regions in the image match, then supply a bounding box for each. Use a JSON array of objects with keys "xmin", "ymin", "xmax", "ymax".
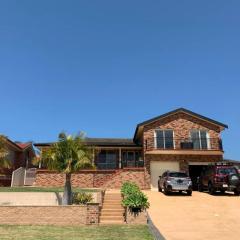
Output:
[{"xmin": 145, "ymin": 191, "xmax": 240, "ymax": 240}]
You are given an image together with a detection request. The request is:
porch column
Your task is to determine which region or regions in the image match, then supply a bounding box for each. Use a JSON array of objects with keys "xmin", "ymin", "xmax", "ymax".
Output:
[
  {"xmin": 119, "ymin": 148, "xmax": 122, "ymax": 169},
  {"xmin": 92, "ymin": 148, "xmax": 95, "ymax": 165}
]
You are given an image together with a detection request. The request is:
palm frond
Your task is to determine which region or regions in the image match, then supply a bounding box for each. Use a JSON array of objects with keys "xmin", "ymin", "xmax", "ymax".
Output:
[{"xmin": 39, "ymin": 132, "xmax": 94, "ymax": 173}]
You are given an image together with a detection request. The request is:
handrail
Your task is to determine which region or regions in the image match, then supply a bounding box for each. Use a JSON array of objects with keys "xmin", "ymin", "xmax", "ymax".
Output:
[{"xmin": 146, "ymin": 137, "xmax": 222, "ymax": 151}]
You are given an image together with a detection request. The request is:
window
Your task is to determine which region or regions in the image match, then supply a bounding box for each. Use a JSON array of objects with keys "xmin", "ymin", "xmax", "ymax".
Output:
[
  {"xmin": 190, "ymin": 130, "xmax": 209, "ymax": 149},
  {"xmin": 122, "ymin": 151, "xmax": 143, "ymax": 168},
  {"xmin": 97, "ymin": 150, "xmax": 118, "ymax": 169},
  {"xmin": 169, "ymin": 172, "xmax": 188, "ymax": 178},
  {"xmin": 217, "ymin": 167, "xmax": 237, "ymax": 175},
  {"xmin": 155, "ymin": 130, "xmax": 174, "ymax": 149}
]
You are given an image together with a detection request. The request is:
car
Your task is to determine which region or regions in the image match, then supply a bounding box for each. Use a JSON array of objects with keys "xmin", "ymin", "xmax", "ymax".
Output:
[
  {"xmin": 198, "ymin": 162, "xmax": 240, "ymax": 195},
  {"xmin": 158, "ymin": 171, "xmax": 193, "ymax": 195}
]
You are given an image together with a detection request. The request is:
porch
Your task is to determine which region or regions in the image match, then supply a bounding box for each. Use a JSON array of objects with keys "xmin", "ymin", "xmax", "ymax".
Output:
[{"xmin": 94, "ymin": 148, "xmax": 144, "ymax": 170}]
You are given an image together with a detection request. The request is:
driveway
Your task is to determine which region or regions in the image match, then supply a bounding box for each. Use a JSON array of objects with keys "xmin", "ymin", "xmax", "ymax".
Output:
[{"xmin": 145, "ymin": 191, "xmax": 240, "ymax": 240}]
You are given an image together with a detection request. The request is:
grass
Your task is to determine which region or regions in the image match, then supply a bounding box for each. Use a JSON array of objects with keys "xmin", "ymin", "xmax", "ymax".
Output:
[
  {"xmin": 0, "ymin": 225, "xmax": 154, "ymax": 240},
  {"xmin": 0, "ymin": 187, "xmax": 100, "ymax": 193}
]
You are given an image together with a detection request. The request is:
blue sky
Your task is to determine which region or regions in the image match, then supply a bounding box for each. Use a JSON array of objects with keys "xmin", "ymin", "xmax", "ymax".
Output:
[{"xmin": 0, "ymin": 1, "xmax": 239, "ymax": 159}]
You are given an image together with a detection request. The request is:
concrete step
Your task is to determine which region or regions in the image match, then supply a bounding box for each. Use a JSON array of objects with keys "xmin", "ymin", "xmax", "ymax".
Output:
[
  {"xmin": 104, "ymin": 196, "xmax": 122, "ymax": 199},
  {"xmin": 101, "ymin": 209, "xmax": 124, "ymax": 212},
  {"xmin": 100, "ymin": 220, "xmax": 124, "ymax": 225},
  {"xmin": 104, "ymin": 199, "xmax": 122, "ymax": 202},
  {"xmin": 100, "ymin": 192, "xmax": 124, "ymax": 224},
  {"xmin": 100, "ymin": 216, "xmax": 123, "ymax": 221},
  {"xmin": 101, "ymin": 212, "xmax": 123, "ymax": 217},
  {"xmin": 103, "ymin": 202, "xmax": 122, "ymax": 205},
  {"xmin": 102, "ymin": 206, "xmax": 123, "ymax": 211}
]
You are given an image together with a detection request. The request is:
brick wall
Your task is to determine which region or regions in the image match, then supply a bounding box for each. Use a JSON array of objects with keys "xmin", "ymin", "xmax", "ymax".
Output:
[
  {"xmin": 143, "ymin": 112, "xmax": 222, "ymax": 151},
  {"xmin": 0, "ymin": 204, "xmax": 99, "ymax": 226},
  {"xmin": 35, "ymin": 168, "xmax": 148, "ymax": 189},
  {"xmin": 125, "ymin": 208, "xmax": 147, "ymax": 224}
]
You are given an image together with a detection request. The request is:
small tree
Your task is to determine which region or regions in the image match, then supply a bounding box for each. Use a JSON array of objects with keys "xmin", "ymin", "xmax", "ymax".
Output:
[
  {"xmin": 35, "ymin": 132, "xmax": 94, "ymax": 205},
  {"xmin": 0, "ymin": 135, "xmax": 10, "ymax": 168}
]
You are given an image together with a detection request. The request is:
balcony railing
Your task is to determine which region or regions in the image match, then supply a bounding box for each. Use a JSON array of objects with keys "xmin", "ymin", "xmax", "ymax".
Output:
[{"xmin": 146, "ymin": 137, "xmax": 223, "ymax": 151}]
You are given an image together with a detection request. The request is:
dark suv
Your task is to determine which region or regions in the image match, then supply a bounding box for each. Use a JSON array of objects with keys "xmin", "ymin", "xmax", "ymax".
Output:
[
  {"xmin": 158, "ymin": 171, "xmax": 192, "ymax": 195},
  {"xmin": 198, "ymin": 163, "xmax": 240, "ymax": 195}
]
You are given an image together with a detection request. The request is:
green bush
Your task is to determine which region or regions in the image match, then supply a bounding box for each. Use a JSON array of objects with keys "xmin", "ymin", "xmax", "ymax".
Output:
[
  {"xmin": 122, "ymin": 191, "xmax": 150, "ymax": 209},
  {"xmin": 121, "ymin": 182, "xmax": 140, "ymax": 196},
  {"xmin": 121, "ymin": 182, "xmax": 150, "ymax": 210},
  {"xmin": 72, "ymin": 192, "xmax": 93, "ymax": 204}
]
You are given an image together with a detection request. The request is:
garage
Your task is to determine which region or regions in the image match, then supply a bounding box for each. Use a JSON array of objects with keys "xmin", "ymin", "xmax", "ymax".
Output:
[
  {"xmin": 189, "ymin": 162, "xmax": 212, "ymax": 190},
  {"xmin": 150, "ymin": 161, "xmax": 180, "ymax": 191}
]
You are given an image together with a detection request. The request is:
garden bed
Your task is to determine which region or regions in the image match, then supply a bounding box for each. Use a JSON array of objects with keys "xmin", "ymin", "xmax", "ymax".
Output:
[
  {"xmin": 0, "ymin": 188, "xmax": 104, "ymax": 206},
  {"xmin": 121, "ymin": 182, "xmax": 149, "ymax": 224},
  {"xmin": 0, "ymin": 187, "xmax": 101, "ymax": 192}
]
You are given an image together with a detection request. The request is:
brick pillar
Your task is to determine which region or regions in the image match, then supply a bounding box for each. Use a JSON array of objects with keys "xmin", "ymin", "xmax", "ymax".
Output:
[
  {"xmin": 86, "ymin": 203, "xmax": 99, "ymax": 225},
  {"xmin": 179, "ymin": 160, "xmax": 189, "ymax": 174}
]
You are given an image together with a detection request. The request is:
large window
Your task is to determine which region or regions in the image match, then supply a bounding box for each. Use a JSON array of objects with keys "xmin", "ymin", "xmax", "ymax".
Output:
[
  {"xmin": 97, "ymin": 150, "xmax": 118, "ymax": 169},
  {"xmin": 155, "ymin": 130, "xmax": 174, "ymax": 149},
  {"xmin": 122, "ymin": 151, "xmax": 143, "ymax": 168},
  {"xmin": 190, "ymin": 130, "xmax": 209, "ymax": 149}
]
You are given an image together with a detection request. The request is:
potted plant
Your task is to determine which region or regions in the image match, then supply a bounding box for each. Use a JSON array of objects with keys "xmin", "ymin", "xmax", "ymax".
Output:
[{"xmin": 122, "ymin": 191, "xmax": 149, "ymax": 212}]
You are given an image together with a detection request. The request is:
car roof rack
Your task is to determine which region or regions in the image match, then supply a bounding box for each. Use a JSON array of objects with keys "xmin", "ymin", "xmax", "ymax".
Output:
[{"xmin": 213, "ymin": 162, "xmax": 234, "ymax": 166}]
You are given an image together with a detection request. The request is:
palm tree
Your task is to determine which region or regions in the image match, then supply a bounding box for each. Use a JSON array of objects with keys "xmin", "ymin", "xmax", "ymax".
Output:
[
  {"xmin": 35, "ymin": 132, "xmax": 94, "ymax": 205},
  {"xmin": 0, "ymin": 135, "xmax": 10, "ymax": 168}
]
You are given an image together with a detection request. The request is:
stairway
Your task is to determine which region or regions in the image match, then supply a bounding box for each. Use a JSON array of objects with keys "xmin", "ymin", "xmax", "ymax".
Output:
[{"xmin": 100, "ymin": 191, "xmax": 124, "ymax": 224}]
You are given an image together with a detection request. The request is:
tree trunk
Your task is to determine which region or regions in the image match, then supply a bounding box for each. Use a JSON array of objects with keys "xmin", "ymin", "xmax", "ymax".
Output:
[{"xmin": 62, "ymin": 173, "xmax": 72, "ymax": 205}]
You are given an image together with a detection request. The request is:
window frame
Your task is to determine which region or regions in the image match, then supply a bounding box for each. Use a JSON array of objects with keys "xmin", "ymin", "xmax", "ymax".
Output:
[
  {"xmin": 190, "ymin": 129, "xmax": 210, "ymax": 150},
  {"xmin": 154, "ymin": 129, "xmax": 175, "ymax": 149}
]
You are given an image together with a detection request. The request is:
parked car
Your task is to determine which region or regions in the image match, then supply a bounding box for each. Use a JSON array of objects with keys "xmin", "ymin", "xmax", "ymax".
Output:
[
  {"xmin": 158, "ymin": 171, "xmax": 192, "ymax": 195},
  {"xmin": 198, "ymin": 163, "xmax": 240, "ymax": 195}
]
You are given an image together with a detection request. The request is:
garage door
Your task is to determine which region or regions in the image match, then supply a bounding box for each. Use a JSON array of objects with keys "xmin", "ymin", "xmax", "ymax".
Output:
[{"xmin": 150, "ymin": 161, "xmax": 180, "ymax": 191}]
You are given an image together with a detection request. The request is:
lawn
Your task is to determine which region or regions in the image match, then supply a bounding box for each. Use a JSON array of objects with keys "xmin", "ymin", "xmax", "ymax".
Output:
[
  {"xmin": 0, "ymin": 225, "xmax": 154, "ymax": 240},
  {"xmin": 0, "ymin": 187, "xmax": 99, "ymax": 193}
]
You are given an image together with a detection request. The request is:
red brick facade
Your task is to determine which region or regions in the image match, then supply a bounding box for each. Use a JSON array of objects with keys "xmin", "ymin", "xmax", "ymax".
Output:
[
  {"xmin": 34, "ymin": 110, "xmax": 226, "ymax": 190},
  {"xmin": 0, "ymin": 204, "xmax": 99, "ymax": 225},
  {"xmin": 143, "ymin": 112, "xmax": 222, "ymax": 151},
  {"xmin": 35, "ymin": 168, "xmax": 148, "ymax": 189}
]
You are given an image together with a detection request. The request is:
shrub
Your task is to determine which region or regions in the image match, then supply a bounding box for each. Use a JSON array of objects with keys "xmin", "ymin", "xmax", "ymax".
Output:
[
  {"xmin": 122, "ymin": 191, "xmax": 150, "ymax": 209},
  {"xmin": 121, "ymin": 182, "xmax": 140, "ymax": 196},
  {"xmin": 72, "ymin": 192, "xmax": 93, "ymax": 205},
  {"xmin": 121, "ymin": 182, "xmax": 150, "ymax": 210}
]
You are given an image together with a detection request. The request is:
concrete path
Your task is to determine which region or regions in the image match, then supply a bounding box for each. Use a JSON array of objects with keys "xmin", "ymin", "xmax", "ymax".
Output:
[{"xmin": 145, "ymin": 191, "xmax": 240, "ymax": 240}]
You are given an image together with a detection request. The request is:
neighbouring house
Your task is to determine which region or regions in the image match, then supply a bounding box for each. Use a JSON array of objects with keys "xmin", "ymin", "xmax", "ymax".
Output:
[
  {"xmin": 34, "ymin": 108, "xmax": 228, "ymax": 190},
  {"xmin": 0, "ymin": 139, "xmax": 38, "ymax": 186}
]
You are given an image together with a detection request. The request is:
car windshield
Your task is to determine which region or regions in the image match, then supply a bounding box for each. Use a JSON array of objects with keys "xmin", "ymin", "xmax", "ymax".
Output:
[
  {"xmin": 217, "ymin": 167, "xmax": 237, "ymax": 175},
  {"xmin": 169, "ymin": 172, "xmax": 188, "ymax": 178}
]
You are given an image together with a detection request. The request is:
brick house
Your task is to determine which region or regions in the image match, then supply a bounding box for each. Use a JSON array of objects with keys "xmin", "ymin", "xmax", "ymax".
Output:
[
  {"xmin": 0, "ymin": 139, "xmax": 37, "ymax": 186},
  {"xmin": 34, "ymin": 108, "xmax": 228, "ymax": 190}
]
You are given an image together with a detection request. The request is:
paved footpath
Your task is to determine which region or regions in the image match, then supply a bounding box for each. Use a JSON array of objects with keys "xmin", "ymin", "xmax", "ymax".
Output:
[{"xmin": 145, "ymin": 191, "xmax": 240, "ymax": 240}]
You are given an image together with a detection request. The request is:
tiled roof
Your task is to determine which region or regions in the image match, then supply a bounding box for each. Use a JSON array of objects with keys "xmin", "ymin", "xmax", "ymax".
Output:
[
  {"xmin": 16, "ymin": 143, "xmax": 32, "ymax": 149},
  {"xmin": 35, "ymin": 138, "xmax": 141, "ymax": 148}
]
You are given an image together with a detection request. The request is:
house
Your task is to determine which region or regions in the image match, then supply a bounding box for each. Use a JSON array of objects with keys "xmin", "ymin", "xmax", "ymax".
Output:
[
  {"xmin": 34, "ymin": 108, "xmax": 227, "ymax": 190},
  {"xmin": 0, "ymin": 138, "xmax": 37, "ymax": 186}
]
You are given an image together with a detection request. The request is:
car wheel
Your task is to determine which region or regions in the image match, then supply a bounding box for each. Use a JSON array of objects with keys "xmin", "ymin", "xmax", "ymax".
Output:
[
  {"xmin": 164, "ymin": 185, "xmax": 169, "ymax": 195},
  {"xmin": 158, "ymin": 184, "xmax": 162, "ymax": 192},
  {"xmin": 234, "ymin": 190, "xmax": 240, "ymax": 196},
  {"xmin": 208, "ymin": 182, "xmax": 215, "ymax": 195},
  {"xmin": 187, "ymin": 190, "xmax": 192, "ymax": 196}
]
